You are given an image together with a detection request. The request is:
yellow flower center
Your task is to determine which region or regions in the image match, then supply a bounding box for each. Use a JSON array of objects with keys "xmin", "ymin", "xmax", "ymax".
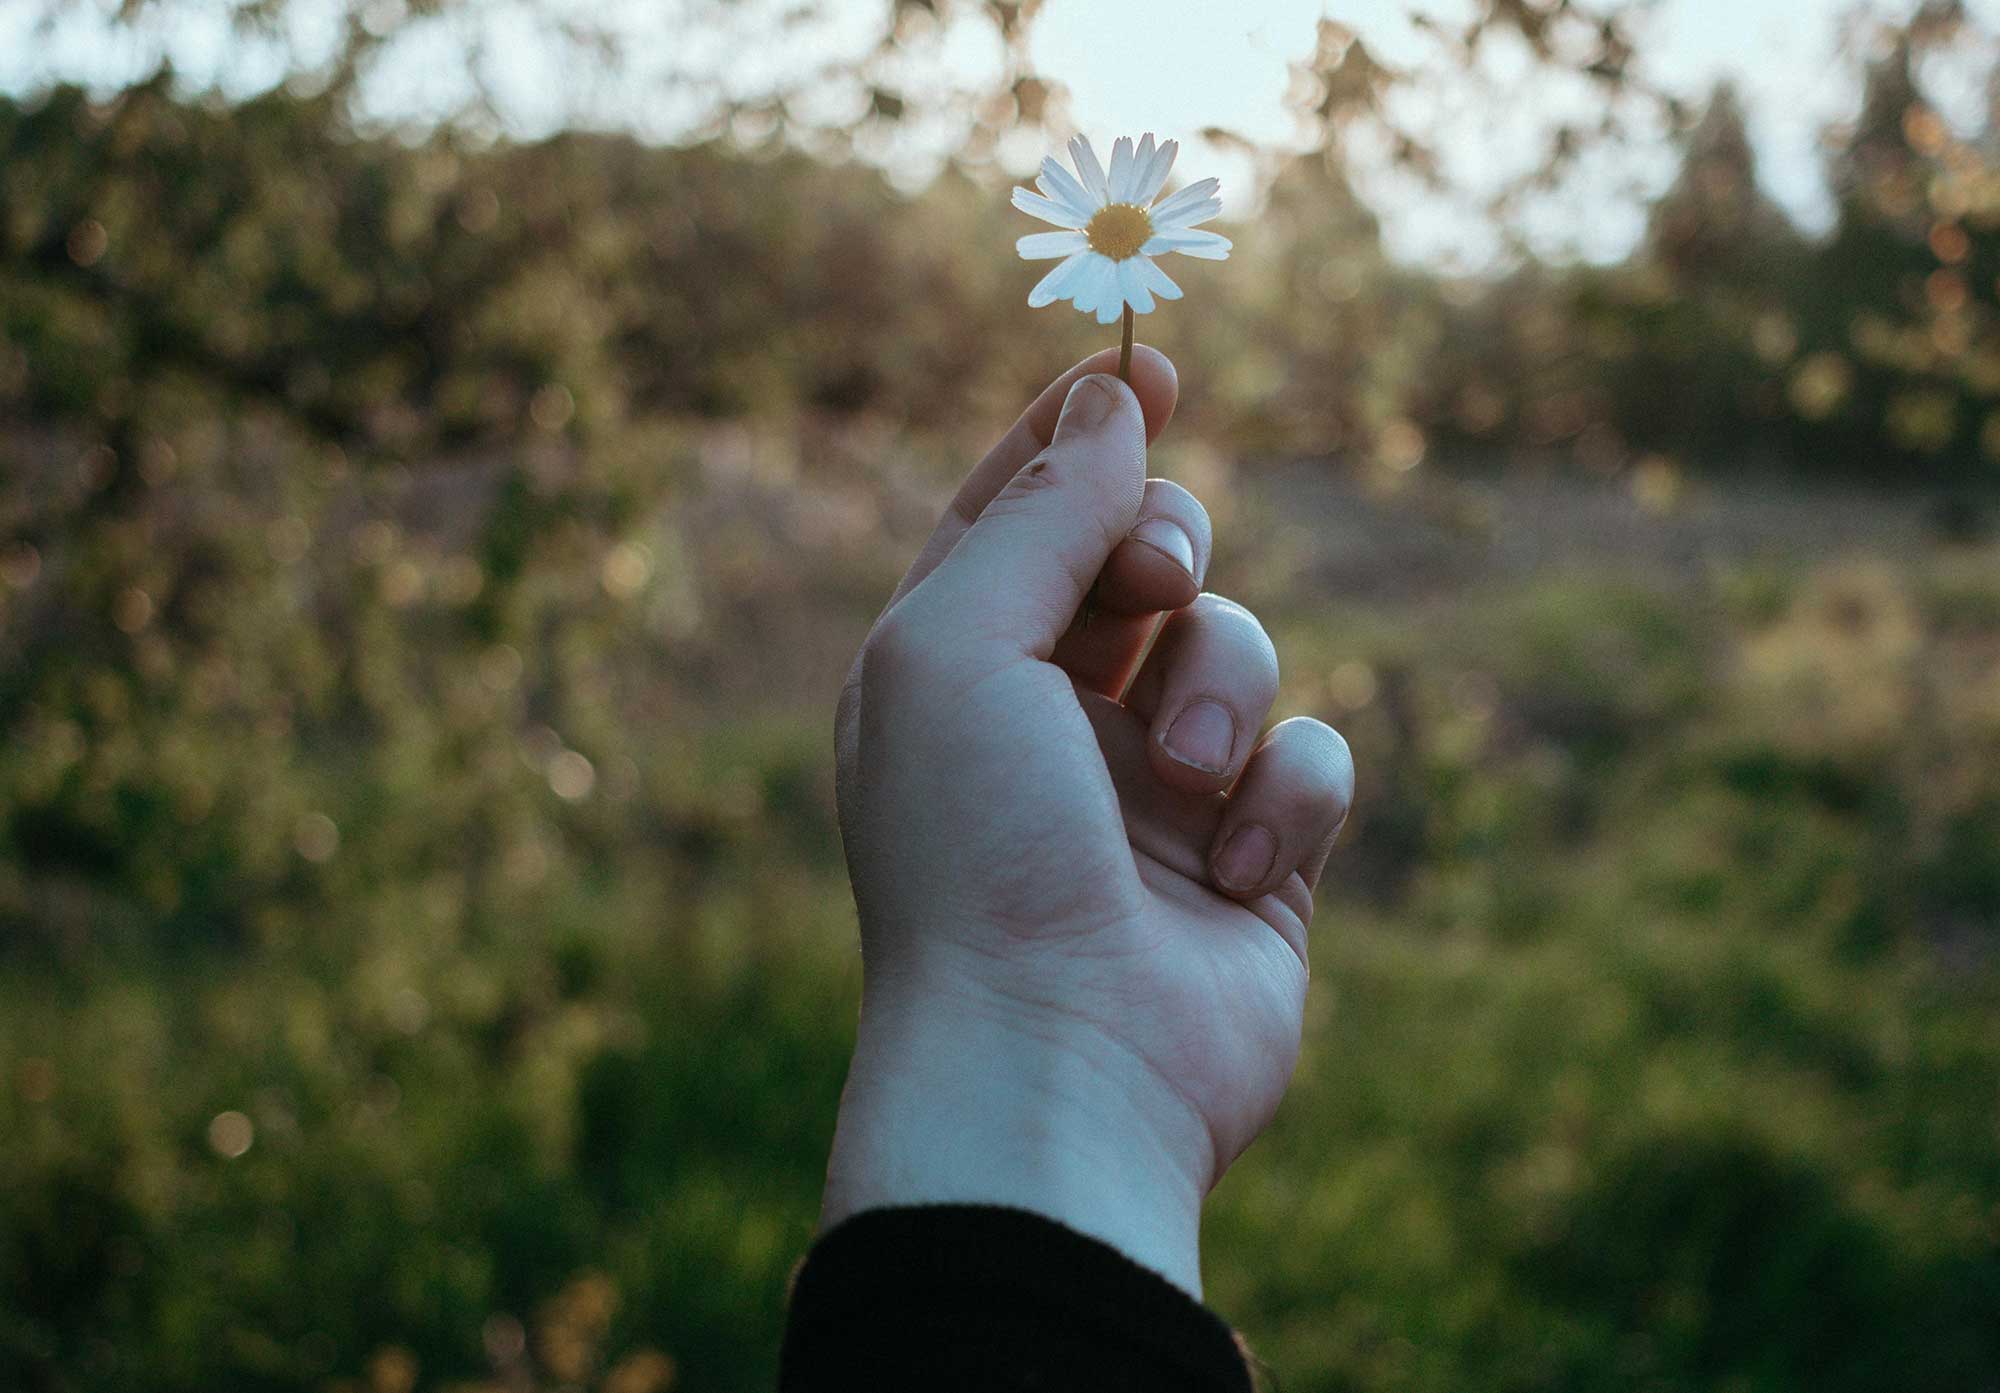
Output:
[{"xmin": 1085, "ymin": 202, "xmax": 1152, "ymax": 261}]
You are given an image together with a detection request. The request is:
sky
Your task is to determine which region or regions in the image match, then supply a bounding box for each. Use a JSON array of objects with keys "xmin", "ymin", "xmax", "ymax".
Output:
[
  {"xmin": 4, "ymin": 0, "xmax": 1997, "ymax": 269},
  {"xmin": 1018, "ymin": 0, "xmax": 1999, "ymax": 265}
]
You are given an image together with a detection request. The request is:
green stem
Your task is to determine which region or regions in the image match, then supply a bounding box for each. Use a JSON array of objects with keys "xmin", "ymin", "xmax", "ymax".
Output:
[{"xmin": 1117, "ymin": 304, "xmax": 1133, "ymax": 383}]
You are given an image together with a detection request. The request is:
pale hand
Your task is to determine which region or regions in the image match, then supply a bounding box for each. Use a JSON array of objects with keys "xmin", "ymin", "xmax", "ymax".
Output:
[{"xmin": 822, "ymin": 348, "xmax": 1354, "ymax": 1298}]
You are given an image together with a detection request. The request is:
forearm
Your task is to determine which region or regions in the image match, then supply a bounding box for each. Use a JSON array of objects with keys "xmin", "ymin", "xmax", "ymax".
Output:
[{"xmin": 818, "ymin": 972, "xmax": 1213, "ymax": 1300}]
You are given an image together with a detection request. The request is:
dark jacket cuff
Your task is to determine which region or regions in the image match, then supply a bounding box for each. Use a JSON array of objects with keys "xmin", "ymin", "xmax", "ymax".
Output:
[{"xmin": 779, "ymin": 1203, "xmax": 1254, "ymax": 1392}]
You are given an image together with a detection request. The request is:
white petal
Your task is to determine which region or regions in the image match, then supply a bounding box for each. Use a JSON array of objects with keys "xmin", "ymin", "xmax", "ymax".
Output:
[
  {"xmin": 1011, "ymin": 187, "xmax": 1086, "ymax": 229},
  {"xmin": 1130, "ymin": 134, "xmax": 1155, "ymax": 199},
  {"xmin": 1116, "ymin": 257, "xmax": 1155, "ymax": 315},
  {"xmin": 1070, "ymin": 253, "xmax": 1117, "ymax": 316},
  {"xmin": 1134, "ymin": 138, "xmax": 1177, "ymax": 205},
  {"xmin": 1132, "ymin": 253, "xmax": 1183, "ymax": 301},
  {"xmin": 1062, "ymin": 251, "xmax": 1103, "ymax": 303},
  {"xmin": 1143, "ymin": 228, "xmax": 1232, "ymax": 260},
  {"xmin": 1064, "ymin": 254, "xmax": 1099, "ymax": 314},
  {"xmin": 1106, "ymin": 135, "xmax": 1136, "ymax": 203},
  {"xmin": 1096, "ymin": 292, "xmax": 1124, "ymax": 325},
  {"xmin": 1069, "ymin": 135, "xmax": 1110, "ymax": 205},
  {"xmin": 1027, "ymin": 250, "xmax": 1090, "ymax": 308},
  {"xmin": 1016, "ymin": 229, "xmax": 1087, "ymax": 260},
  {"xmin": 1035, "ymin": 157, "xmax": 1096, "ymax": 221},
  {"xmin": 1150, "ymin": 197, "xmax": 1222, "ymax": 231},
  {"xmin": 1080, "ymin": 253, "xmax": 1112, "ymax": 316},
  {"xmin": 1148, "ymin": 177, "xmax": 1220, "ymax": 225},
  {"xmin": 1033, "ymin": 175, "xmax": 1089, "ymax": 223}
]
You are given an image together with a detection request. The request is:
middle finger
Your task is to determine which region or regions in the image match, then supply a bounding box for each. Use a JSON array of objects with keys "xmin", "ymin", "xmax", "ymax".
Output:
[{"xmin": 1122, "ymin": 594, "xmax": 1281, "ymax": 795}]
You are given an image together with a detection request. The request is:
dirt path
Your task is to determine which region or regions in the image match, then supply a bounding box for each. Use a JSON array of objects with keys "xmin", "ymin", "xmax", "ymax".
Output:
[{"xmin": 1245, "ymin": 459, "xmax": 1945, "ymax": 606}]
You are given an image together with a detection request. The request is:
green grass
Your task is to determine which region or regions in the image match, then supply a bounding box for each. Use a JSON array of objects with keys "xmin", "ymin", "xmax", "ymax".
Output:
[
  {"xmin": 5, "ymin": 65, "xmax": 2000, "ymax": 1392},
  {"xmin": 6, "ymin": 420, "xmax": 1999, "ymax": 1392}
]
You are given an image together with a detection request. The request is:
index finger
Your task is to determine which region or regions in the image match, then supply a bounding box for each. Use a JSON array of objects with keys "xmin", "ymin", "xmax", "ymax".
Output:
[{"xmin": 884, "ymin": 344, "xmax": 1179, "ymax": 611}]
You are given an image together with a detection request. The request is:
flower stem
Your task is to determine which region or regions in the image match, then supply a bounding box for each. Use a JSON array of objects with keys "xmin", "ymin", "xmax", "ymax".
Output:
[{"xmin": 1117, "ymin": 304, "xmax": 1133, "ymax": 383}]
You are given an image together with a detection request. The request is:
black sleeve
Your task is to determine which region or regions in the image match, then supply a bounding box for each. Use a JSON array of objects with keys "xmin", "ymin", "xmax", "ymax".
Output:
[{"xmin": 777, "ymin": 1204, "xmax": 1256, "ymax": 1392}]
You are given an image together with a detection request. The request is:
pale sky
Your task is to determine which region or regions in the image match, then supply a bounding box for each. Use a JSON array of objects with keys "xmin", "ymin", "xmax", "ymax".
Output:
[{"xmin": 4, "ymin": 0, "xmax": 1997, "ymax": 268}]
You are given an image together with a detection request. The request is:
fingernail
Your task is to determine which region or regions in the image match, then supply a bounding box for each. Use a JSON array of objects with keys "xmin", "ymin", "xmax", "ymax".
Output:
[
  {"xmin": 1214, "ymin": 824, "xmax": 1277, "ymax": 892},
  {"xmin": 1056, "ymin": 375, "xmax": 1118, "ymax": 434},
  {"xmin": 1128, "ymin": 516, "xmax": 1196, "ymax": 576},
  {"xmin": 1162, "ymin": 700, "xmax": 1234, "ymax": 773}
]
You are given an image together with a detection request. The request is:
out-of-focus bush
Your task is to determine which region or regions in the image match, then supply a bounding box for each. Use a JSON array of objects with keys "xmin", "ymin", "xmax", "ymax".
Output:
[{"xmin": 4, "ymin": 15, "xmax": 2000, "ymax": 1392}]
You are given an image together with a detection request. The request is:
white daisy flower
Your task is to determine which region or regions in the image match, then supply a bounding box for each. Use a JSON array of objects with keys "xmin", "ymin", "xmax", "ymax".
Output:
[{"xmin": 1011, "ymin": 132, "xmax": 1232, "ymax": 326}]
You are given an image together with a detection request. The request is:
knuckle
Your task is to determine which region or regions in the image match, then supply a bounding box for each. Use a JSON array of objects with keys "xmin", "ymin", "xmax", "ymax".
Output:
[
  {"xmin": 1271, "ymin": 717, "xmax": 1354, "ymax": 820},
  {"xmin": 1157, "ymin": 596, "xmax": 1283, "ymax": 710},
  {"xmin": 1244, "ymin": 607, "xmax": 1279, "ymax": 660},
  {"xmin": 835, "ymin": 659, "xmax": 865, "ymax": 743},
  {"xmin": 1193, "ymin": 592, "xmax": 1276, "ymax": 650},
  {"xmin": 1291, "ymin": 782, "xmax": 1347, "ymax": 835},
  {"xmin": 1210, "ymin": 597, "xmax": 1281, "ymax": 687},
  {"xmin": 1142, "ymin": 478, "xmax": 1212, "ymax": 538},
  {"xmin": 1324, "ymin": 723, "xmax": 1355, "ymax": 778},
  {"xmin": 1278, "ymin": 714, "xmax": 1349, "ymax": 756},
  {"xmin": 1311, "ymin": 773, "xmax": 1352, "ymax": 827},
  {"xmin": 861, "ymin": 603, "xmax": 933, "ymax": 682}
]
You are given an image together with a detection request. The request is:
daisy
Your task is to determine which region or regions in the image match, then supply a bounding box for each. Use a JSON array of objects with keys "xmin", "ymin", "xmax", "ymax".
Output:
[{"xmin": 1012, "ymin": 132, "xmax": 1231, "ymax": 376}]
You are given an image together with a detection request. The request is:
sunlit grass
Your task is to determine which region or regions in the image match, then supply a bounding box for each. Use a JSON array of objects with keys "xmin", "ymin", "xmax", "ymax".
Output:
[{"xmin": 8, "ymin": 428, "xmax": 1999, "ymax": 1389}]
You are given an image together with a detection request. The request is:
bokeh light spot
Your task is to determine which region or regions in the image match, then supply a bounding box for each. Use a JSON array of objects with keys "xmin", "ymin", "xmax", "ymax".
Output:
[
  {"xmin": 530, "ymin": 384, "xmax": 575, "ymax": 432},
  {"xmin": 1788, "ymin": 353, "xmax": 1852, "ymax": 420},
  {"xmin": 601, "ymin": 542, "xmax": 652, "ymax": 599},
  {"xmin": 1632, "ymin": 454, "xmax": 1683, "ymax": 512},
  {"xmin": 1327, "ymin": 660, "xmax": 1379, "ymax": 712},
  {"xmin": 113, "ymin": 586, "xmax": 153, "ymax": 634},
  {"xmin": 208, "ymin": 1110, "xmax": 254, "ymax": 1158},
  {"xmin": 2, "ymin": 543, "xmax": 42, "ymax": 590},
  {"xmin": 295, "ymin": 813, "xmax": 340, "ymax": 863},
  {"xmin": 548, "ymin": 750, "xmax": 596, "ymax": 801},
  {"xmin": 479, "ymin": 644, "xmax": 524, "ymax": 691},
  {"xmin": 1379, "ymin": 419, "xmax": 1426, "ymax": 472},
  {"xmin": 1928, "ymin": 221, "xmax": 1970, "ymax": 265},
  {"xmin": 1925, "ymin": 270, "xmax": 1967, "ymax": 314},
  {"xmin": 366, "ymin": 1346, "xmax": 417, "ymax": 1393},
  {"xmin": 66, "ymin": 217, "xmax": 107, "ymax": 267},
  {"xmin": 482, "ymin": 1313, "xmax": 526, "ymax": 1366},
  {"xmin": 380, "ymin": 561, "xmax": 424, "ymax": 608}
]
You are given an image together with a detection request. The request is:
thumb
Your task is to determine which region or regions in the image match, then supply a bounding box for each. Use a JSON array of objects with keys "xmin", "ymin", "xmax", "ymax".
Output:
[{"xmin": 916, "ymin": 374, "xmax": 1146, "ymax": 657}]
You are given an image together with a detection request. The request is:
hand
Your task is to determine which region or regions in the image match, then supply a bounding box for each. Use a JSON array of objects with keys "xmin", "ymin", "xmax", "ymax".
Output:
[{"xmin": 821, "ymin": 347, "xmax": 1354, "ymax": 1297}]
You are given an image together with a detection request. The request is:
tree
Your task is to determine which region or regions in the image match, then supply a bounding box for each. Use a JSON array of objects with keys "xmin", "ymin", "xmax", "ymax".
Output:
[
  {"xmin": 1645, "ymin": 83, "xmax": 1801, "ymax": 290},
  {"xmin": 1798, "ymin": 2, "xmax": 2000, "ymax": 474}
]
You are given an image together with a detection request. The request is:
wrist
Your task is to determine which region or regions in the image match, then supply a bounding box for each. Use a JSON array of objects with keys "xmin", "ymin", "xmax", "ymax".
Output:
[{"xmin": 818, "ymin": 966, "xmax": 1213, "ymax": 1299}]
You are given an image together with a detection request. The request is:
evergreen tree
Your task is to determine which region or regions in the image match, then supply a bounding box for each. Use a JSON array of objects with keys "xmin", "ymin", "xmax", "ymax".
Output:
[
  {"xmin": 1645, "ymin": 83, "xmax": 1800, "ymax": 290},
  {"xmin": 1571, "ymin": 83, "xmax": 1807, "ymax": 466},
  {"xmin": 1803, "ymin": 3, "xmax": 1998, "ymax": 475}
]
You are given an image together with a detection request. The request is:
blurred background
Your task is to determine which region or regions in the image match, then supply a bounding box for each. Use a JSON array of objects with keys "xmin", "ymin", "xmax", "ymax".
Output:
[{"xmin": 3, "ymin": 0, "xmax": 1999, "ymax": 1389}]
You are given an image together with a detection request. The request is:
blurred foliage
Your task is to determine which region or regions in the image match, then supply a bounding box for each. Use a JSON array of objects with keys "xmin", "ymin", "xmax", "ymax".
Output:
[
  {"xmin": 10, "ymin": 0, "xmax": 1658, "ymax": 184},
  {"xmin": 3, "ymin": 5, "xmax": 2000, "ymax": 1392},
  {"xmin": 9, "ymin": 5, "xmax": 2000, "ymax": 480},
  {"xmin": 1416, "ymin": 15, "xmax": 2000, "ymax": 484}
]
